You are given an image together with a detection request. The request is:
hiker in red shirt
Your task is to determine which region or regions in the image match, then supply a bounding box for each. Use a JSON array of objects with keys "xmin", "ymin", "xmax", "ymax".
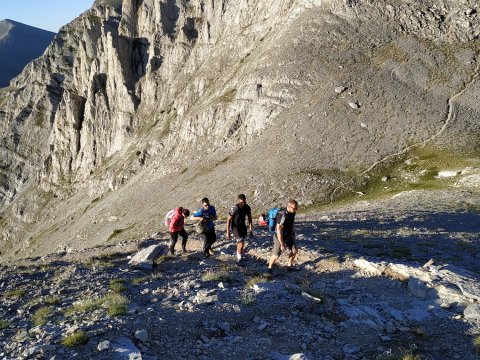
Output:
[{"xmin": 166, "ymin": 207, "xmax": 190, "ymax": 255}]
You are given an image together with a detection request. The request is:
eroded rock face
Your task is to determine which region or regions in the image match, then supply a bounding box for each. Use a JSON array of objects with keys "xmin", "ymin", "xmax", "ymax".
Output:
[{"xmin": 1, "ymin": 0, "xmax": 480, "ymax": 258}]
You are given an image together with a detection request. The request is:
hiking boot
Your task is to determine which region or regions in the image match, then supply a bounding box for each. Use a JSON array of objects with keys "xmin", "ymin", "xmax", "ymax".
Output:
[{"xmin": 182, "ymin": 247, "xmax": 187, "ymax": 254}]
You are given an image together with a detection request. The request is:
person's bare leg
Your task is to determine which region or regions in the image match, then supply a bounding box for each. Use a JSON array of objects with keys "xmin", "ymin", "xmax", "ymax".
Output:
[
  {"xmin": 236, "ymin": 241, "xmax": 244, "ymax": 262},
  {"xmin": 268, "ymin": 254, "xmax": 279, "ymax": 269},
  {"xmin": 288, "ymin": 246, "xmax": 297, "ymax": 267}
]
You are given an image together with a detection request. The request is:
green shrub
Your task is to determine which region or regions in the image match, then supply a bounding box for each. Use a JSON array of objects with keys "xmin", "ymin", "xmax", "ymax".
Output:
[
  {"xmin": 64, "ymin": 298, "xmax": 101, "ymax": 317},
  {"xmin": 102, "ymin": 293, "xmax": 129, "ymax": 317},
  {"xmin": 109, "ymin": 279, "xmax": 127, "ymax": 293},
  {"xmin": 4, "ymin": 289, "xmax": 26, "ymax": 298},
  {"xmin": 154, "ymin": 254, "xmax": 175, "ymax": 264},
  {"xmin": 0, "ymin": 320, "xmax": 9, "ymax": 329},
  {"xmin": 246, "ymin": 275, "xmax": 270, "ymax": 288},
  {"xmin": 378, "ymin": 351, "xmax": 422, "ymax": 360},
  {"xmin": 62, "ymin": 331, "xmax": 88, "ymax": 347},
  {"xmin": 474, "ymin": 336, "xmax": 480, "ymax": 353},
  {"xmin": 202, "ymin": 269, "xmax": 232, "ymax": 283},
  {"xmin": 32, "ymin": 307, "xmax": 52, "ymax": 326},
  {"xmin": 44, "ymin": 296, "xmax": 60, "ymax": 305},
  {"xmin": 131, "ymin": 276, "xmax": 149, "ymax": 284}
]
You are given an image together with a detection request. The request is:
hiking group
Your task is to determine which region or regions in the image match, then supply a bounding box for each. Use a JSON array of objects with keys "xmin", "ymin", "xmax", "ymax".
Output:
[{"xmin": 164, "ymin": 195, "xmax": 299, "ymax": 273}]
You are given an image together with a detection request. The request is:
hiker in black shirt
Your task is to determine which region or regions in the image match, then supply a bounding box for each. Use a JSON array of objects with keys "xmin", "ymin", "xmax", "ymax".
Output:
[
  {"xmin": 268, "ymin": 199, "xmax": 299, "ymax": 273},
  {"xmin": 226, "ymin": 194, "xmax": 253, "ymax": 263}
]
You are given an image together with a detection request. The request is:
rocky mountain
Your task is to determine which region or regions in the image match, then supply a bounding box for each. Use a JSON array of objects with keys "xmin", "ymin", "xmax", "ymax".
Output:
[
  {"xmin": 1, "ymin": 0, "xmax": 480, "ymax": 259},
  {"xmin": 0, "ymin": 19, "xmax": 55, "ymax": 87}
]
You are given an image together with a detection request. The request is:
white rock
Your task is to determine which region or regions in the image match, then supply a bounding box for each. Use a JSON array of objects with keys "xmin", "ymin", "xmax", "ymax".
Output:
[
  {"xmin": 252, "ymin": 282, "xmax": 286, "ymax": 294},
  {"xmin": 348, "ymin": 101, "xmax": 360, "ymax": 109},
  {"xmin": 128, "ymin": 245, "xmax": 165, "ymax": 271},
  {"xmin": 335, "ymin": 86, "xmax": 346, "ymax": 94},
  {"xmin": 436, "ymin": 170, "xmax": 460, "ymax": 178},
  {"xmin": 97, "ymin": 340, "xmax": 110, "ymax": 351},
  {"xmin": 464, "ymin": 304, "xmax": 480, "ymax": 320}
]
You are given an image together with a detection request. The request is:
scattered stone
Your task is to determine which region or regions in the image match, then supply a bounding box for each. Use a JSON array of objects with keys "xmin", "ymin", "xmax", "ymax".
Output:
[
  {"xmin": 343, "ymin": 344, "xmax": 359, "ymax": 354},
  {"xmin": 408, "ymin": 278, "xmax": 429, "ymax": 299},
  {"xmin": 128, "ymin": 245, "xmax": 164, "ymax": 271},
  {"xmin": 463, "ymin": 304, "xmax": 480, "ymax": 320},
  {"xmin": 97, "ymin": 340, "xmax": 111, "ymax": 351},
  {"xmin": 335, "ymin": 86, "xmax": 347, "ymax": 94},
  {"xmin": 258, "ymin": 322, "xmax": 268, "ymax": 331},
  {"xmin": 252, "ymin": 282, "xmax": 286, "ymax": 294},
  {"xmin": 348, "ymin": 101, "xmax": 360, "ymax": 109},
  {"xmin": 270, "ymin": 352, "xmax": 309, "ymax": 360},
  {"xmin": 436, "ymin": 170, "xmax": 460, "ymax": 178},
  {"xmin": 112, "ymin": 338, "xmax": 142, "ymax": 359},
  {"xmin": 135, "ymin": 329, "xmax": 149, "ymax": 343},
  {"xmin": 194, "ymin": 290, "xmax": 218, "ymax": 304}
]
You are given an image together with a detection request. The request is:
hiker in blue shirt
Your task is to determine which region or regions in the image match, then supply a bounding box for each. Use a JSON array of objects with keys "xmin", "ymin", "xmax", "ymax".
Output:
[{"xmin": 192, "ymin": 197, "xmax": 218, "ymax": 258}]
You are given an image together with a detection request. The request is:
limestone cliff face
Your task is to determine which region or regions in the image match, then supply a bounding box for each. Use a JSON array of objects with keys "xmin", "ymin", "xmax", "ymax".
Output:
[
  {"xmin": 1, "ymin": 0, "xmax": 314, "ymax": 204},
  {"xmin": 1, "ymin": 0, "xmax": 480, "ymax": 259}
]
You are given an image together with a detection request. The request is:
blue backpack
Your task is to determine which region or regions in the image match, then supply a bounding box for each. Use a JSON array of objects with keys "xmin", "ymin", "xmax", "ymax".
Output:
[{"xmin": 267, "ymin": 207, "xmax": 281, "ymax": 233}]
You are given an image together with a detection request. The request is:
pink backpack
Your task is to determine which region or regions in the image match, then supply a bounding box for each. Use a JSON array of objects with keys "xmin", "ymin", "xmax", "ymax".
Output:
[{"xmin": 164, "ymin": 209, "xmax": 175, "ymax": 227}]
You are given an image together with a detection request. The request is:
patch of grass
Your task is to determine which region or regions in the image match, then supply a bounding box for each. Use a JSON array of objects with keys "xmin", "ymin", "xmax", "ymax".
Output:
[
  {"xmin": 131, "ymin": 276, "xmax": 149, "ymax": 285},
  {"xmin": 412, "ymin": 327, "xmax": 427, "ymax": 338},
  {"xmin": 4, "ymin": 289, "xmax": 26, "ymax": 298},
  {"xmin": 62, "ymin": 331, "xmax": 89, "ymax": 347},
  {"xmin": 202, "ymin": 269, "xmax": 233, "ymax": 283},
  {"xmin": 102, "ymin": 293, "xmax": 129, "ymax": 316},
  {"xmin": 109, "ymin": 279, "xmax": 127, "ymax": 293},
  {"xmin": 44, "ymin": 296, "xmax": 60, "ymax": 305},
  {"xmin": 311, "ymin": 146, "xmax": 480, "ymax": 210},
  {"xmin": 155, "ymin": 254, "xmax": 175, "ymax": 264},
  {"xmin": 473, "ymin": 336, "xmax": 480, "ymax": 353},
  {"xmin": 64, "ymin": 298, "xmax": 101, "ymax": 317},
  {"xmin": 107, "ymin": 224, "xmax": 134, "ymax": 242},
  {"xmin": 246, "ymin": 275, "xmax": 270, "ymax": 288},
  {"xmin": 32, "ymin": 307, "xmax": 53, "ymax": 326},
  {"xmin": 0, "ymin": 320, "xmax": 10, "ymax": 329}
]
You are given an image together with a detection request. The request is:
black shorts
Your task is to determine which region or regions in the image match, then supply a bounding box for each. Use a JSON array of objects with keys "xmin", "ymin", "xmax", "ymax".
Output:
[
  {"xmin": 272, "ymin": 233, "xmax": 295, "ymax": 256},
  {"xmin": 232, "ymin": 226, "xmax": 247, "ymax": 242}
]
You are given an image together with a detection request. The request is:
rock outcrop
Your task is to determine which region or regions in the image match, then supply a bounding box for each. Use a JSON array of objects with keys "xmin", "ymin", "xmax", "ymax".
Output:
[{"xmin": 1, "ymin": 0, "xmax": 480, "ymax": 259}]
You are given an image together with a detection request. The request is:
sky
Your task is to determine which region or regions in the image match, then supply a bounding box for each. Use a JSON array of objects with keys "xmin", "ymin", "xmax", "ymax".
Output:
[{"xmin": 0, "ymin": 1, "xmax": 95, "ymax": 33}]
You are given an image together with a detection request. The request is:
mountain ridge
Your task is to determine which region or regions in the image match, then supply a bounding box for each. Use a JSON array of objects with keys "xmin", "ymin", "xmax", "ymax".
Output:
[
  {"xmin": 0, "ymin": 0, "xmax": 480, "ymax": 260},
  {"xmin": 0, "ymin": 19, "xmax": 55, "ymax": 87}
]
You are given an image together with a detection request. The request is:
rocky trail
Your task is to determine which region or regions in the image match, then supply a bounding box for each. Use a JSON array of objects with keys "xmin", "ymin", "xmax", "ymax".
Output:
[{"xmin": 1, "ymin": 189, "xmax": 480, "ymax": 360}]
